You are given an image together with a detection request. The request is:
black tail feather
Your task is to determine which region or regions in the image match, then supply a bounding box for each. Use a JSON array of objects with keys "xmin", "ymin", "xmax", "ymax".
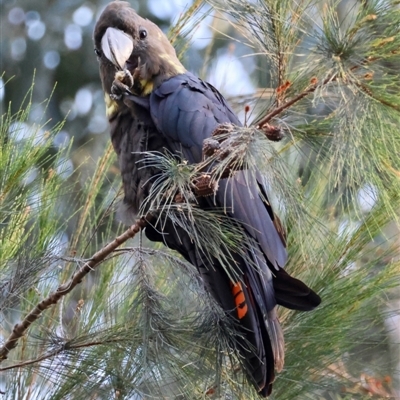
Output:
[{"xmin": 273, "ymin": 268, "xmax": 321, "ymax": 311}]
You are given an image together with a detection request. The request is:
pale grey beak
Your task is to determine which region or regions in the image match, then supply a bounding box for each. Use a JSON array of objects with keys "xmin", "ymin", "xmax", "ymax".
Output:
[{"xmin": 101, "ymin": 27, "xmax": 133, "ymax": 70}]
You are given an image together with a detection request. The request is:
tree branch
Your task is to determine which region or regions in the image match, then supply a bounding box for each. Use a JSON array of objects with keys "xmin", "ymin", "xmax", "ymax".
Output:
[
  {"xmin": 0, "ymin": 339, "xmax": 122, "ymax": 372},
  {"xmin": 255, "ymin": 56, "xmax": 383, "ymax": 129},
  {"xmin": 1, "ymin": 55, "xmax": 388, "ymax": 367},
  {"xmin": 255, "ymin": 76, "xmax": 336, "ymax": 128},
  {"xmin": 0, "ymin": 218, "xmax": 147, "ymax": 363}
]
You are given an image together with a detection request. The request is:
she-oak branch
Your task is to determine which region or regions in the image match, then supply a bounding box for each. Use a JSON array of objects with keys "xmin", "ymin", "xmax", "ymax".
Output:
[
  {"xmin": 0, "ymin": 59, "xmax": 379, "ymax": 365},
  {"xmin": 0, "ymin": 218, "xmax": 147, "ymax": 362}
]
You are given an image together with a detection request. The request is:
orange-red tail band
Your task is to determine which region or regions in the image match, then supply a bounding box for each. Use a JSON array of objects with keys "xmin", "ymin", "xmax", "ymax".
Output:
[{"xmin": 230, "ymin": 281, "xmax": 248, "ymax": 319}]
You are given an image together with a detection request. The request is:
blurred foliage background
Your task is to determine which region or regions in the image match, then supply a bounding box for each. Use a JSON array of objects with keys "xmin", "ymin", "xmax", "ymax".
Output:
[
  {"xmin": 0, "ymin": 0, "xmax": 257, "ymax": 168},
  {"xmin": 1, "ymin": 0, "xmax": 400, "ymax": 399},
  {"xmin": 0, "ymin": 0, "xmax": 259, "ymax": 241}
]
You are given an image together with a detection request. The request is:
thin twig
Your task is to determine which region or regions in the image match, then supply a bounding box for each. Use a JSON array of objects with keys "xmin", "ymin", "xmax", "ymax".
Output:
[
  {"xmin": 356, "ymin": 81, "xmax": 400, "ymax": 112},
  {"xmin": 255, "ymin": 75, "xmax": 336, "ymax": 128},
  {"xmin": 0, "ymin": 339, "xmax": 122, "ymax": 372},
  {"xmin": 0, "ymin": 218, "xmax": 147, "ymax": 363},
  {"xmin": 256, "ymin": 85, "xmax": 316, "ymax": 127},
  {"xmin": 255, "ymin": 56, "xmax": 382, "ymax": 128}
]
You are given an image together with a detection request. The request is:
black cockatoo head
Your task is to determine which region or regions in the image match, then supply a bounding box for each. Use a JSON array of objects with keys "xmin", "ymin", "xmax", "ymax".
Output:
[{"xmin": 94, "ymin": 1, "xmax": 185, "ymax": 98}]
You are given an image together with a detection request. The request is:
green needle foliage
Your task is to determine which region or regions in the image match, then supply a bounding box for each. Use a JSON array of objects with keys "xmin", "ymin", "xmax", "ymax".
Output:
[{"xmin": 1, "ymin": 1, "xmax": 400, "ymax": 399}]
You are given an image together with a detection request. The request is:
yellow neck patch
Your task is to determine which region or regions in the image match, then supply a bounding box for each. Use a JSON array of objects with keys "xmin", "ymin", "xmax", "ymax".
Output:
[
  {"xmin": 104, "ymin": 93, "xmax": 118, "ymax": 118},
  {"xmin": 159, "ymin": 53, "xmax": 185, "ymax": 75},
  {"xmin": 139, "ymin": 79, "xmax": 154, "ymax": 96}
]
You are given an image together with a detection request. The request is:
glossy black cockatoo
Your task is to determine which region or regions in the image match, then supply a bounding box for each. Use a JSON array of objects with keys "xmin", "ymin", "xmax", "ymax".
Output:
[{"xmin": 94, "ymin": 2, "xmax": 320, "ymax": 396}]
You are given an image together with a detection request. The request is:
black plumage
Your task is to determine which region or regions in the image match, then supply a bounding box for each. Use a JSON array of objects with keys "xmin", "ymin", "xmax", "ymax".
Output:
[{"xmin": 94, "ymin": 2, "xmax": 320, "ymax": 396}]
